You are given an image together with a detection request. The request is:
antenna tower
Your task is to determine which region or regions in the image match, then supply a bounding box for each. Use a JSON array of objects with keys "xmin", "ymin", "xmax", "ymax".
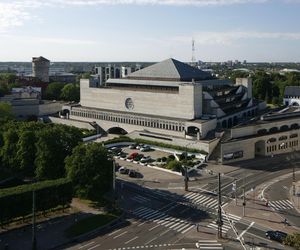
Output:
[{"xmin": 191, "ymin": 38, "xmax": 196, "ymax": 64}]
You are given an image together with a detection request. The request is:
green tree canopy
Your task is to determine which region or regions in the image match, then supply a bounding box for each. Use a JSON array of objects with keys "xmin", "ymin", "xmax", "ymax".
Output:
[
  {"xmin": 65, "ymin": 143, "xmax": 112, "ymax": 200},
  {"xmin": 0, "ymin": 102, "xmax": 14, "ymax": 122},
  {"xmin": 60, "ymin": 83, "xmax": 80, "ymax": 102},
  {"xmin": 44, "ymin": 82, "xmax": 65, "ymax": 100},
  {"xmin": 35, "ymin": 125, "xmax": 82, "ymax": 180}
]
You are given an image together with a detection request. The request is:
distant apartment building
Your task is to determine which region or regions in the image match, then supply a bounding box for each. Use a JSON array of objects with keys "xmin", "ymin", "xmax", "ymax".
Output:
[
  {"xmin": 283, "ymin": 86, "xmax": 300, "ymax": 106},
  {"xmin": 94, "ymin": 64, "xmax": 143, "ymax": 86},
  {"xmin": 32, "ymin": 56, "xmax": 50, "ymax": 82}
]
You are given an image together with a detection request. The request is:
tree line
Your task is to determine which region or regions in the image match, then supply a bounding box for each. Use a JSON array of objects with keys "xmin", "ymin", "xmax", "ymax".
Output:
[
  {"xmin": 226, "ymin": 71, "xmax": 300, "ymax": 105},
  {"xmin": 0, "ymin": 178, "xmax": 72, "ymax": 225}
]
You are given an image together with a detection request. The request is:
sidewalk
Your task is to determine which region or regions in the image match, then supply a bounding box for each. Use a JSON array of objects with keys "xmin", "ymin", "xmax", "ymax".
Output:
[
  {"xmin": 290, "ymin": 180, "xmax": 300, "ymax": 214},
  {"xmin": 224, "ymin": 197, "xmax": 299, "ymax": 235}
]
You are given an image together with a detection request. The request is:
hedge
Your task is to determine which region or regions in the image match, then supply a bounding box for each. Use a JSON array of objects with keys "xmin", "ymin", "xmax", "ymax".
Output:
[
  {"xmin": 134, "ymin": 138, "xmax": 208, "ymax": 155},
  {"xmin": 0, "ymin": 178, "xmax": 72, "ymax": 225}
]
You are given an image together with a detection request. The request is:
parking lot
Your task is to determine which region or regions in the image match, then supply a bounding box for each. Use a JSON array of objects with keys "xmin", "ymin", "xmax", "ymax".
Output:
[{"xmin": 112, "ymin": 144, "xmax": 184, "ymax": 186}]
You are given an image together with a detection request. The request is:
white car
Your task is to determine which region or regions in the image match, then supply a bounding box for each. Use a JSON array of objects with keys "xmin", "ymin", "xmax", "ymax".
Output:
[
  {"xmin": 140, "ymin": 145, "xmax": 151, "ymax": 152},
  {"xmin": 140, "ymin": 156, "xmax": 151, "ymax": 163}
]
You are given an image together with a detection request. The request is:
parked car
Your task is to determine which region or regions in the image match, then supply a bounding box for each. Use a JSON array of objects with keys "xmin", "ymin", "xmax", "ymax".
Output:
[
  {"xmin": 128, "ymin": 169, "xmax": 138, "ymax": 178},
  {"xmin": 265, "ymin": 230, "xmax": 287, "ymax": 243},
  {"xmin": 119, "ymin": 167, "xmax": 129, "ymax": 174},
  {"xmin": 127, "ymin": 152, "xmax": 139, "ymax": 160},
  {"xmin": 129, "ymin": 143, "xmax": 138, "ymax": 149},
  {"xmin": 133, "ymin": 154, "xmax": 144, "ymax": 161},
  {"xmin": 140, "ymin": 156, "xmax": 151, "ymax": 163},
  {"xmin": 108, "ymin": 147, "xmax": 122, "ymax": 154},
  {"xmin": 140, "ymin": 145, "xmax": 151, "ymax": 152},
  {"xmin": 136, "ymin": 144, "xmax": 144, "ymax": 150}
]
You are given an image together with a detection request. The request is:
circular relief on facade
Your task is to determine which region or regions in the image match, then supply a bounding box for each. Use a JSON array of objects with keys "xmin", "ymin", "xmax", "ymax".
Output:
[{"xmin": 125, "ymin": 98, "xmax": 134, "ymax": 110}]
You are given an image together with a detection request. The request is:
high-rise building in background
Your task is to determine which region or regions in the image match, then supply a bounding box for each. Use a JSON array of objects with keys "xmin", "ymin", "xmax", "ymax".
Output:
[{"xmin": 32, "ymin": 56, "xmax": 50, "ymax": 82}]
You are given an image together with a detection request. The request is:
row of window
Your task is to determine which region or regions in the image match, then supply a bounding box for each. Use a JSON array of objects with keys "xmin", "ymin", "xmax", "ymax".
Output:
[
  {"xmin": 71, "ymin": 109, "xmax": 185, "ymax": 132},
  {"xmin": 267, "ymin": 133, "xmax": 299, "ymax": 143},
  {"xmin": 266, "ymin": 140, "xmax": 299, "ymax": 153}
]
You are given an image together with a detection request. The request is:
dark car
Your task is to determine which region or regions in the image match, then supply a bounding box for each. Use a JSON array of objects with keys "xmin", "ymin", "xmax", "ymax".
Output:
[
  {"xmin": 128, "ymin": 170, "xmax": 138, "ymax": 178},
  {"xmin": 265, "ymin": 230, "xmax": 287, "ymax": 243},
  {"xmin": 119, "ymin": 167, "xmax": 129, "ymax": 174}
]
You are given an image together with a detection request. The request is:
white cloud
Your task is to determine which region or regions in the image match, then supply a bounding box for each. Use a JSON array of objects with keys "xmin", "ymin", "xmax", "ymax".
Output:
[
  {"xmin": 0, "ymin": 34, "xmax": 96, "ymax": 45},
  {"xmin": 168, "ymin": 31, "xmax": 300, "ymax": 46},
  {"xmin": 47, "ymin": 0, "xmax": 268, "ymax": 6}
]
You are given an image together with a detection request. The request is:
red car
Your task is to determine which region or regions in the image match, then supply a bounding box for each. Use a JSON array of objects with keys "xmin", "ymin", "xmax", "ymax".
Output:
[{"xmin": 128, "ymin": 152, "xmax": 139, "ymax": 160}]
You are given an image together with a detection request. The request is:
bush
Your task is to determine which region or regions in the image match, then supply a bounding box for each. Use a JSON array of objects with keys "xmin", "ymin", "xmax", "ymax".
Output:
[
  {"xmin": 134, "ymin": 138, "xmax": 207, "ymax": 154},
  {"xmin": 168, "ymin": 155, "xmax": 175, "ymax": 160},
  {"xmin": 166, "ymin": 160, "xmax": 182, "ymax": 172},
  {"xmin": 103, "ymin": 136, "xmax": 133, "ymax": 145},
  {"xmin": 161, "ymin": 157, "xmax": 167, "ymax": 162},
  {"xmin": 156, "ymin": 158, "xmax": 162, "ymax": 162},
  {"xmin": 284, "ymin": 233, "xmax": 300, "ymax": 249}
]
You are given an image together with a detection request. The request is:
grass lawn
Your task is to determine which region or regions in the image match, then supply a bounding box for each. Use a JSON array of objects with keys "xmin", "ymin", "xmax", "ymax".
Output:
[{"xmin": 65, "ymin": 212, "xmax": 121, "ymax": 238}]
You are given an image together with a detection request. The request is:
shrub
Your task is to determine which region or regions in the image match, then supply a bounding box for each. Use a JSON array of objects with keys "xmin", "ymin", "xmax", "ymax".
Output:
[{"xmin": 161, "ymin": 157, "xmax": 167, "ymax": 162}]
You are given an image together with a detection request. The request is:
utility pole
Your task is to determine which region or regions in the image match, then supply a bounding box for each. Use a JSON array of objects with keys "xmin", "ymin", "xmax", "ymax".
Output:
[
  {"xmin": 242, "ymin": 187, "xmax": 246, "ymax": 217},
  {"xmin": 217, "ymin": 173, "xmax": 223, "ymax": 239},
  {"xmin": 293, "ymin": 164, "xmax": 296, "ymax": 196},
  {"xmin": 112, "ymin": 160, "xmax": 116, "ymax": 192},
  {"xmin": 32, "ymin": 190, "xmax": 37, "ymax": 250},
  {"xmin": 184, "ymin": 146, "xmax": 188, "ymax": 191}
]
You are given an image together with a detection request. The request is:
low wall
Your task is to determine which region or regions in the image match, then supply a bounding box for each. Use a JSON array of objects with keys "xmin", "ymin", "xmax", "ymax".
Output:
[{"xmin": 48, "ymin": 117, "xmax": 95, "ymax": 130}]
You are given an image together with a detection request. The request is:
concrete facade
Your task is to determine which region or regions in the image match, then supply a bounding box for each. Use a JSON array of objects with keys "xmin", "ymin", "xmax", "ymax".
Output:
[
  {"xmin": 220, "ymin": 109, "xmax": 300, "ymax": 163},
  {"xmin": 80, "ymin": 79, "xmax": 203, "ymax": 120}
]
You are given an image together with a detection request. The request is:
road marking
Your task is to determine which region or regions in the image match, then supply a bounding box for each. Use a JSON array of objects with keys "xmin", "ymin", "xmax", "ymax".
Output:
[
  {"xmin": 149, "ymin": 224, "xmax": 160, "ymax": 231},
  {"xmin": 113, "ymin": 231, "xmax": 128, "ymax": 239},
  {"xmin": 144, "ymin": 236, "xmax": 157, "ymax": 245},
  {"xmin": 138, "ymin": 221, "xmax": 147, "ymax": 227},
  {"xmin": 160, "ymin": 228, "xmax": 171, "ymax": 236},
  {"xmin": 78, "ymin": 242, "xmax": 95, "ymax": 249},
  {"xmin": 125, "ymin": 236, "xmax": 138, "ymax": 244},
  {"xmin": 237, "ymin": 221, "xmax": 255, "ymax": 239},
  {"xmin": 87, "ymin": 244, "xmax": 101, "ymax": 250},
  {"xmin": 108, "ymin": 229, "xmax": 122, "ymax": 236}
]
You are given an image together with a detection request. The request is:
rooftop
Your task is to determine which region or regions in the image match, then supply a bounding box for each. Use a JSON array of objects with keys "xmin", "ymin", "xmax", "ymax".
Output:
[{"xmin": 127, "ymin": 58, "xmax": 211, "ymax": 81}]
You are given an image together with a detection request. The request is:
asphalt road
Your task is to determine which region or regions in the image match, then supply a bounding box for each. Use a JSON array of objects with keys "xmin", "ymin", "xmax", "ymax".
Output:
[{"xmin": 265, "ymin": 173, "xmax": 300, "ymax": 227}]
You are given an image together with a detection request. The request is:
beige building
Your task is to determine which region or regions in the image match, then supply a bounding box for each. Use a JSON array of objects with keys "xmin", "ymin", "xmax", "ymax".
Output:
[
  {"xmin": 59, "ymin": 58, "xmax": 262, "ymax": 153},
  {"xmin": 218, "ymin": 106, "xmax": 300, "ymax": 163}
]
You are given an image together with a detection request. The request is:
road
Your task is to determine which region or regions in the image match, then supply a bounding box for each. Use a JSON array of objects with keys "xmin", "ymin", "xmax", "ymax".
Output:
[{"xmin": 265, "ymin": 173, "xmax": 300, "ymax": 227}]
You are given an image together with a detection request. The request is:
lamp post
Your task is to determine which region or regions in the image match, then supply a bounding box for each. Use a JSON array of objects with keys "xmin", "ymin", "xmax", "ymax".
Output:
[{"xmin": 32, "ymin": 189, "xmax": 37, "ymax": 250}]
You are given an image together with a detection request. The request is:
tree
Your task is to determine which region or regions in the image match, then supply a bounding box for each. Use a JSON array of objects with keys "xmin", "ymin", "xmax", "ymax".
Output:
[
  {"xmin": 1, "ymin": 129, "xmax": 19, "ymax": 172},
  {"xmin": 35, "ymin": 125, "xmax": 82, "ymax": 180},
  {"xmin": 65, "ymin": 143, "xmax": 113, "ymax": 200},
  {"xmin": 60, "ymin": 83, "xmax": 80, "ymax": 102},
  {"xmin": 16, "ymin": 130, "xmax": 36, "ymax": 175},
  {"xmin": 0, "ymin": 102, "xmax": 14, "ymax": 122},
  {"xmin": 284, "ymin": 233, "xmax": 300, "ymax": 249},
  {"xmin": 44, "ymin": 82, "xmax": 65, "ymax": 100}
]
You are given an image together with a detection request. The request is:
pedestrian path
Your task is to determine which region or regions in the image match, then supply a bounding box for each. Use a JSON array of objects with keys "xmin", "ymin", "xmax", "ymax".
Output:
[
  {"xmin": 195, "ymin": 240, "xmax": 223, "ymax": 249},
  {"xmin": 183, "ymin": 192, "xmax": 220, "ymax": 210},
  {"xmin": 268, "ymin": 199, "xmax": 294, "ymax": 211},
  {"xmin": 132, "ymin": 207, "xmax": 195, "ymax": 234},
  {"xmin": 206, "ymin": 213, "xmax": 241, "ymax": 234}
]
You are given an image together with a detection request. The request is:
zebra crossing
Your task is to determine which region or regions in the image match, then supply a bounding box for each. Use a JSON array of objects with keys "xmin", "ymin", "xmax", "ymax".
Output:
[
  {"xmin": 269, "ymin": 199, "xmax": 294, "ymax": 211},
  {"xmin": 131, "ymin": 195, "xmax": 151, "ymax": 204},
  {"xmin": 195, "ymin": 240, "xmax": 223, "ymax": 250},
  {"xmin": 132, "ymin": 206, "xmax": 195, "ymax": 234},
  {"xmin": 207, "ymin": 213, "xmax": 241, "ymax": 234},
  {"xmin": 183, "ymin": 192, "xmax": 219, "ymax": 210}
]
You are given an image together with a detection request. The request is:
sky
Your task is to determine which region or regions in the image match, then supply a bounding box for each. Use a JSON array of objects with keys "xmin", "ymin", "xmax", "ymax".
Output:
[{"xmin": 1, "ymin": 0, "xmax": 300, "ymax": 62}]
